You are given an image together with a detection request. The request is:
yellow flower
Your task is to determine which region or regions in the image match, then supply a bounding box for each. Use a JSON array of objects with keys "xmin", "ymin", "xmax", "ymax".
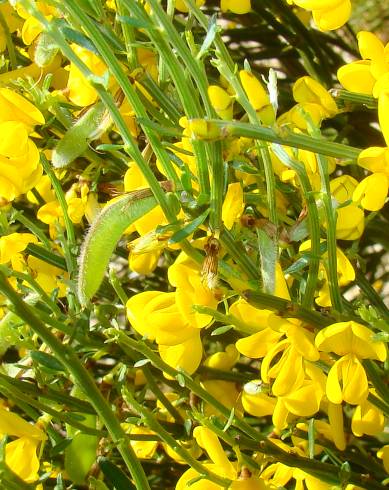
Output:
[
  {"xmin": 220, "ymin": 0, "xmax": 251, "ymax": 15},
  {"xmin": 239, "ymin": 70, "xmax": 275, "ymax": 124},
  {"xmin": 352, "ymin": 172, "xmax": 388, "ymax": 211},
  {"xmin": 0, "ymin": 88, "xmax": 45, "ymax": 131},
  {"xmin": 127, "ymin": 291, "xmax": 196, "ymax": 345},
  {"xmin": 327, "ymin": 354, "xmax": 369, "ymax": 404},
  {"xmin": 292, "ymin": 0, "xmax": 351, "ymax": 31},
  {"xmin": 67, "ymin": 44, "xmax": 108, "ymax": 106},
  {"xmin": 351, "ymin": 398, "xmax": 384, "ymax": 437},
  {"xmin": 315, "ymin": 321, "xmax": 386, "ymax": 360},
  {"xmin": 0, "ymin": 233, "xmax": 38, "ymax": 264},
  {"xmin": 330, "ymin": 175, "xmax": 365, "ymax": 240},
  {"xmin": 204, "ymin": 344, "xmax": 239, "ymax": 370},
  {"xmin": 27, "ymin": 255, "xmax": 68, "ymax": 297},
  {"xmin": 358, "ymin": 146, "xmax": 389, "ymax": 175},
  {"xmin": 0, "ymin": 4, "xmax": 21, "ymax": 53},
  {"xmin": 0, "ymin": 121, "xmax": 42, "ymax": 201},
  {"xmin": 0, "ymin": 407, "xmax": 46, "ymax": 483},
  {"xmin": 377, "ymin": 445, "xmax": 389, "ymax": 473},
  {"xmin": 299, "ymin": 240, "xmax": 355, "ymax": 307},
  {"xmin": 126, "ymin": 290, "xmax": 204, "ymax": 374},
  {"xmin": 242, "ymin": 380, "xmax": 277, "ymax": 417},
  {"xmin": 222, "ymin": 182, "xmax": 244, "ymax": 230},
  {"xmin": 316, "ymin": 321, "xmax": 386, "ymax": 404},
  {"xmin": 168, "ymin": 253, "xmax": 219, "ymax": 328},
  {"xmin": 128, "ymin": 426, "xmax": 159, "ymax": 459},
  {"xmin": 378, "ymin": 89, "xmax": 389, "ymax": 146},
  {"xmin": 337, "ymin": 60, "xmax": 376, "ymax": 95},
  {"xmin": 176, "ymin": 426, "xmax": 269, "ymax": 489},
  {"xmin": 174, "ymin": 0, "xmax": 205, "ymax": 13},
  {"xmin": 208, "ymin": 85, "xmax": 234, "ymax": 120},
  {"xmin": 338, "ymin": 31, "xmax": 389, "ymax": 97},
  {"xmin": 293, "ymin": 76, "xmax": 338, "ymax": 117},
  {"xmin": 159, "ymin": 332, "xmax": 203, "ymax": 375}
]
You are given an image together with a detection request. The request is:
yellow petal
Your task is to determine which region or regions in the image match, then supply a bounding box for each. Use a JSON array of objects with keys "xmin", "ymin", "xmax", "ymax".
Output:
[
  {"xmin": 378, "ymin": 90, "xmax": 389, "ymax": 146},
  {"xmin": 6, "ymin": 437, "xmax": 41, "ymax": 483},
  {"xmin": 352, "ymin": 400, "xmax": 384, "ymax": 437},
  {"xmin": 337, "ymin": 61, "xmax": 376, "ymax": 95},
  {"xmin": 236, "ymin": 328, "xmax": 284, "ymax": 359},
  {"xmin": 352, "ymin": 173, "xmax": 388, "ymax": 211},
  {"xmin": 312, "ymin": 0, "xmax": 351, "ymax": 31},
  {"xmin": 222, "ymin": 182, "xmax": 244, "ymax": 230},
  {"xmin": 357, "ymin": 31, "xmax": 384, "ymax": 60},
  {"xmin": 220, "ymin": 0, "xmax": 251, "ymax": 14},
  {"xmin": 159, "ymin": 332, "xmax": 203, "ymax": 375},
  {"xmin": 193, "ymin": 427, "xmax": 235, "ymax": 477},
  {"xmin": 0, "ymin": 407, "xmax": 45, "ymax": 440}
]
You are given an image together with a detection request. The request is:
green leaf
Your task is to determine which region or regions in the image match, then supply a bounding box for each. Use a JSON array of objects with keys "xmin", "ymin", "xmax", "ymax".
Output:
[
  {"xmin": 116, "ymin": 15, "xmax": 154, "ymax": 29},
  {"xmin": 34, "ymin": 32, "xmax": 58, "ymax": 68},
  {"xmin": 50, "ymin": 438, "xmax": 73, "ymax": 457},
  {"xmin": 52, "ymin": 102, "xmax": 110, "ymax": 168},
  {"xmin": 223, "ymin": 407, "xmax": 235, "ymax": 432},
  {"xmin": 65, "ymin": 414, "xmax": 98, "ymax": 485},
  {"xmin": 25, "ymin": 244, "xmax": 67, "ymax": 270},
  {"xmin": 133, "ymin": 359, "xmax": 151, "ymax": 368},
  {"xmin": 77, "ymin": 191, "xmax": 157, "ymax": 304},
  {"xmin": 196, "ymin": 14, "xmax": 219, "ymax": 60},
  {"xmin": 98, "ymin": 457, "xmax": 136, "ymax": 490},
  {"xmin": 168, "ymin": 209, "xmax": 209, "ymax": 244},
  {"xmin": 55, "ymin": 20, "xmax": 99, "ymax": 55},
  {"xmin": 257, "ymin": 228, "xmax": 277, "ymax": 294},
  {"xmin": 211, "ymin": 325, "xmax": 233, "ymax": 336},
  {"xmin": 30, "ymin": 351, "xmax": 65, "ymax": 372}
]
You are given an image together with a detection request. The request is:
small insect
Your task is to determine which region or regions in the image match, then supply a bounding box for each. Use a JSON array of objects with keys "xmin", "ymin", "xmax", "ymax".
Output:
[{"xmin": 201, "ymin": 235, "xmax": 220, "ymax": 291}]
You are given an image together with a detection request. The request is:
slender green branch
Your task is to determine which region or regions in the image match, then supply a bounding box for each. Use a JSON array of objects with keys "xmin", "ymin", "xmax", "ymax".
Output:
[
  {"xmin": 122, "ymin": 387, "xmax": 231, "ymax": 488},
  {"xmin": 190, "ymin": 119, "xmax": 361, "ymax": 160},
  {"xmin": 0, "ymin": 271, "xmax": 151, "ymax": 490}
]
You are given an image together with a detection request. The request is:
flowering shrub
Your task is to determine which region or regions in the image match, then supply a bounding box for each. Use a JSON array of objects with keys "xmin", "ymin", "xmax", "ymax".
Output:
[{"xmin": 0, "ymin": 1, "xmax": 388, "ymax": 489}]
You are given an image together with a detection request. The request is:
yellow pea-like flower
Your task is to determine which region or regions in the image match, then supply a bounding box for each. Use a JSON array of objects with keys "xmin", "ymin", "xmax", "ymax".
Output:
[
  {"xmin": 239, "ymin": 70, "xmax": 275, "ymax": 124},
  {"xmin": 326, "ymin": 353, "xmax": 369, "ymax": 405},
  {"xmin": 312, "ymin": 0, "xmax": 351, "ymax": 31},
  {"xmin": 174, "ymin": 0, "xmax": 205, "ymax": 13},
  {"xmin": 358, "ymin": 146, "xmax": 389, "ymax": 175},
  {"xmin": 220, "ymin": 0, "xmax": 251, "ymax": 14},
  {"xmin": 352, "ymin": 399, "xmax": 384, "ymax": 437},
  {"xmin": 352, "ymin": 172, "xmax": 388, "ymax": 211},
  {"xmin": 222, "ymin": 182, "xmax": 244, "ymax": 230},
  {"xmin": 315, "ymin": 321, "xmax": 387, "ymax": 361},
  {"xmin": 337, "ymin": 61, "xmax": 376, "ymax": 95},
  {"xmin": 208, "ymin": 85, "xmax": 234, "ymax": 120},
  {"xmin": 378, "ymin": 446, "xmax": 389, "ymax": 473},
  {"xmin": 0, "ymin": 88, "xmax": 45, "ymax": 130},
  {"xmin": 378, "ymin": 90, "xmax": 389, "ymax": 146}
]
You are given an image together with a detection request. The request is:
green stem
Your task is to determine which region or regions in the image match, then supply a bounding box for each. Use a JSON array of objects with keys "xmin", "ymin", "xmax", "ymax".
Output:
[
  {"xmin": 271, "ymin": 145, "xmax": 320, "ymax": 309},
  {"xmin": 331, "ymin": 89, "xmax": 377, "ymax": 109},
  {"xmin": 0, "ymin": 272, "xmax": 151, "ymax": 490},
  {"xmin": 122, "ymin": 387, "xmax": 231, "ymax": 488},
  {"xmin": 124, "ymin": 0, "xmax": 211, "ymax": 199},
  {"xmin": 0, "ymin": 8, "xmax": 17, "ymax": 70},
  {"xmin": 108, "ymin": 267, "xmax": 128, "ymax": 305},
  {"xmin": 192, "ymin": 119, "xmax": 361, "ymax": 160},
  {"xmin": 11, "ymin": 211, "xmax": 51, "ymax": 250},
  {"xmin": 312, "ymin": 143, "xmax": 343, "ymax": 313},
  {"xmin": 0, "ymin": 377, "xmax": 101, "ymax": 436},
  {"xmin": 0, "ymin": 373, "xmax": 95, "ymax": 414},
  {"xmin": 242, "ymin": 289, "xmax": 334, "ymax": 328},
  {"xmin": 40, "ymin": 155, "xmax": 77, "ymax": 279},
  {"xmin": 116, "ymin": 0, "xmax": 138, "ymax": 71},
  {"xmin": 1, "ymin": 267, "xmax": 63, "ymax": 317}
]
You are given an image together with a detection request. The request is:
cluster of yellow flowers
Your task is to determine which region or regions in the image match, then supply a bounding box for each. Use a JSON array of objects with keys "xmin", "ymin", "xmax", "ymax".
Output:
[{"xmin": 0, "ymin": 1, "xmax": 387, "ymax": 489}]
